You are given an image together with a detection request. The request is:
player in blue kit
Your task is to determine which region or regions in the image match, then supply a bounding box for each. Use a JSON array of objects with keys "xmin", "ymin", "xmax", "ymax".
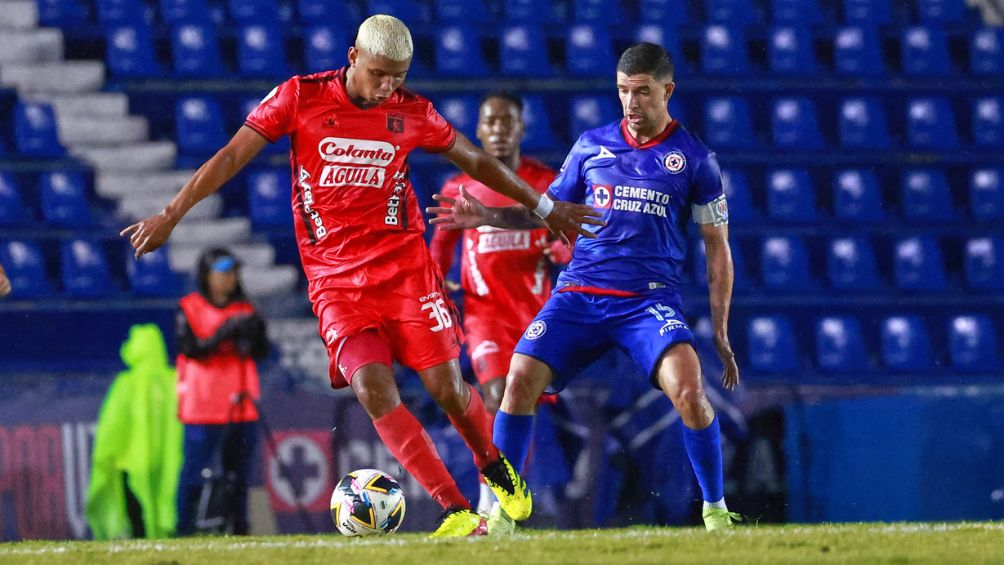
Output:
[{"xmin": 428, "ymin": 43, "xmax": 741, "ymax": 532}]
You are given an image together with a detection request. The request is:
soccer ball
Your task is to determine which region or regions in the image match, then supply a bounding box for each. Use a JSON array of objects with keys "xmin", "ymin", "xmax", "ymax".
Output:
[{"xmin": 330, "ymin": 468, "xmax": 406, "ymax": 536}]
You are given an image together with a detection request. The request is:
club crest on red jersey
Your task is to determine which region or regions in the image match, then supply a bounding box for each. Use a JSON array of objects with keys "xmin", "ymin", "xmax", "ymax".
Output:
[
  {"xmin": 663, "ymin": 151, "xmax": 687, "ymax": 174},
  {"xmin": 387, "ymin": 114, "xmax": 405, "ymax": 133}
]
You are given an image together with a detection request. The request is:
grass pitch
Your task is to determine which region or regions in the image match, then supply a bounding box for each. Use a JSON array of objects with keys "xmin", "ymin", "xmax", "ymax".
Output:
[{"xmin": 3, "ymin": 522, "xmax": 1002, "ymax": 565}]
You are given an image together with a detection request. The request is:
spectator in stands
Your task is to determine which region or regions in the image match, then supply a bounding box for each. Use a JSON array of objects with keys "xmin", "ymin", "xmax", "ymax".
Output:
[
  {"xmin": 174, "ymin": 248, "xmax": 268, "ymax": 536},
  {"xmin": 0, "ymin": 261, "xmax": 10, "ymax": 298}
]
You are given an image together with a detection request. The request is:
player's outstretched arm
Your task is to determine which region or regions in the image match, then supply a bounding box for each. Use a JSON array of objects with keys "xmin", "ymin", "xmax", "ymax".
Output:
[
  {"xmin": 120, "ymin": 127, "xmax": 269, "ymax": 258},
  {"xmin": 701, "ymin": 223, "xmax": 740, "ymax": 390}
]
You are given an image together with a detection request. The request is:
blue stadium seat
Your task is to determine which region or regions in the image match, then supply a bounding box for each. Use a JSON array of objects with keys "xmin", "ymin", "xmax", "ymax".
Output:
[
  {"xmin": 639, "ymin": 0, "xmax": 688, "ymax": 24},
  {"xmin": 964, "ymin": 237, "xmax": 1004, "ymax": 291},
  {"xmin": 61, "ymin": 239, "xmax": 115, "ymax": 297},
  {"xmin": 772, "ymin": 0, "xmax": 821, "ymax": 23},
  {"xmin": 893, "ymin": 236, "xmax": 946, "ymax": 290},
  {"xmin": 766, "ymin": 169, "xmax": 817, "ymax": 222},
  {"xmin": 297, "ymin": 0, "xmax": 357, "ymax": 22},
  {"xmin": 768, "ymin": 27, "xmax": 816, "ymax": 75},
  {"xmin": 37, "ymin": 0, "xmax": 89, "ymax": 27},
  {"xmin": 501, "ymin": 25, "xmax": 551, "ymax": 77},
  {"xmin": 227, "ymin": 0, "xmax": 279, "ymax": 24},
  {"xmin": 706, "ymin": 0, "xmax": 755, "ymax": 23},
  {"xmin": 367, "ymin": 0, "xmax": 425, "ymax": 23},
  {"xmin": 692, "ymin": 238, "xmax": 749, "ymax": 289},
  {"xmin": 827, "ymin": 236, "xmax": 881, "ymax": 290},
  {"xmin": 436, "ymin": 95, "xmax": 479, "ymax": 141},
  {"xmin": 701, "ymin": 25, "xmax": 749, "ymax": 76},
  {"xmin": 703, "ymin": 96, "xmax": 753, "ymax": 148},
  {"xmin": 0, "ymin": 174, "xmax": 27, "ymax": 226},
  {"xmin": 127, "ymin": 246, "xmax": 181, "ymax": 297},
  {"xmin": 833, "ymin": 169, "xmax": 885, "ymax": 222},
  {"xmin": 106, "ymin": 25, "xmax": 161, "ymax": 77},
  {"xmin": 760, "ymin": 235, "xmax": 812, "ymax": 289},
  {"xmin": 13, "ymin": 102, "xmax": 65, "ymax": 157},
  {"xmin": 40, "ymin": 171, "xmax": 92, "ymax": 227},
  {"xmin": 435, "ymin": 26, "xmax": 488, "ymax": 77},
  {"xmin": 747, "ymin": 316, "xmax": 798, "ymax": 373},
  {"xmin": 435, "ymin": 0, "xmax": 488, "ymax": 22},
  {"xmin": 815, "ymin": 317, "xmax": 868, "ymax": 373},
  {"xmin": 973, "ymin": 97, "xmax": 1004, "ymax": 148},
  {"xmin": 566, "ymin": 24, "xmax": 614, "ymax": 77},
  {"xmin": 843, "ymin": 0, "xmax": 892, "ymax": 24},
  {"xmin": 175, "ymin": 96, "xmax": 227, "ymax": 154},
  {"xmin": 248, "ymin": 169, "xmax": 291, "ymax": 227},
  {"xmin": 0, "ymin": 240, "xmax": 53, "ymax": 298},
  {"xmin": 635, "ymin": 25, "xmax": 687, "ymax": 76},
  {"xmin": 521, "ymin": 95, "xmax": 558, "ymax": 151},
  {"xmin": 949, "ymin": 316, "xmax": 1000, "ymax": 373},
  {"xmin": 304, "ymin": 26, "xmax": 349, "ymax": 74},
  {"xmin": 160, "ymin": 0, "xmax": 212, "ymax": 24},
  {"xmin": 901, "ymin": 169, "xmax": 954, "ymax": 222},
  {"xmin": 970, "ymin": 28, "xmax": 1004, "ymax": 77},
  {"xmin": 96, "ymin": 0, "xmax": 148, "ymax": 25},
  {"xmin": 834, "ymin": 26, "xmax": 884, "ymax": 76},
  {"xmin": 970, "ymin": 168, "xmax": 1004, "ymax": 220},
  {"xmin": 171, "ymin": 24, "xmax": 226, "ymax": 76},
  {"xmin": 901, "ymin": 26, "xmax": 950, "ymax": 76},
  {"xmin": 721, "ymin": 168, "xmax": 754, "ymax": 223},
  {"xmin": 569, "ymin": 95, "xmax": 620, "ymax": 139},
  {"xmin": 839, "ymin": 97, "xmax": 890, "ymax": 149},
  {"xmin": 237, "ymin": 25, "xmax": 288, "ymax": 78},
  {"xmin": 504, "ymin": 0, "xmax": 559, "ymax": 22},
  {"xmin": 574, "ymin": 0, "xmax": 621, "ymax": 23},
  {"xmin": 881, "ymin": 316, "xmax": 933, "ymax": 373},
  {"xmin": 772, "ymin": 97, "xmax": 823, "ymax": 148},
  {"xmin": 906, "ymin": 97, "xmax": 958, "ymax": 150},
  {"xmin": 916, "ymin": 0, "xmax": 965, "ymax": 23}
]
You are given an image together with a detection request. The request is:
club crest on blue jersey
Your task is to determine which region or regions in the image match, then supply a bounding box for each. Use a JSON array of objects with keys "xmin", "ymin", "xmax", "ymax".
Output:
[
  {"xmin": 663, "ymin": 151, "xmax": 686, "ymax": 174},
  {"xmin": 592, "ymin": 184, "xmax": 612, "ymax": 209},
  {"xmin": 524, "ymin": 320, "xmax": 547, "ymax": 340}
]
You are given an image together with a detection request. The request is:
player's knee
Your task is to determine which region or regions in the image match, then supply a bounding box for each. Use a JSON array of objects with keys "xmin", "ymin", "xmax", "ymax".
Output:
[
  {"xmin": 669, "ymin": 384, "xmax": 708, "ymax": 418},
  {"xmin": 351, "ymin": 366, "xmax": 402, "ymax": 419},
  {"xmin": 482, "ymin": 378, "xmax": 504, "ymax": 414}
]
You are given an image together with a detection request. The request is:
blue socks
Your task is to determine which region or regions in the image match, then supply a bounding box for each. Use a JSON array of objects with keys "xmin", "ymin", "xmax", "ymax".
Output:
[
  {"xmin": 682, "ymin": 416, "xmax": 725, "ymax": 503},
  {"xmin": 493, "ymin": 410, "xmax": 534, "ymax": 473}
]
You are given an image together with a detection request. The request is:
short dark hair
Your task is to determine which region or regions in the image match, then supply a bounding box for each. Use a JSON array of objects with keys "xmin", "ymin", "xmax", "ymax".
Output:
[
  {"xmin": 479, "ymin": 90, "xmax": 524, "ymax": 113},
  {"xmin": 195, "ymin": 247, "xmax": 247, "ymax": 302},
  {"xmin": 617, "ymin": 42, "xmax": 674, "ymax": 81}
]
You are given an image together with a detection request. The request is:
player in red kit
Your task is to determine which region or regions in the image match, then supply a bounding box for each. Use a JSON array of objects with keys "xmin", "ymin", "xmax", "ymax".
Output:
[
  {"xmin": 429, "ymin": 92, "xmax": 569, "ymax": 518},
  {"xmin": 121, "ymin": 14, "xmax": 601, "ymax": 537}
]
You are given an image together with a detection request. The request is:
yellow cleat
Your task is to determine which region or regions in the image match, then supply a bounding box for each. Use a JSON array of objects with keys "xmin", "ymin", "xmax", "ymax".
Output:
[
  {"xmin": 702, "ymin": 507, "xmax": 742, "ymax": 531},
  {"xmin": 487, "ymin": 503, "xmax": 516, "ymax": 536},
  {"xmin": 429, "ymin": 508, "xmax": 488, "ymax": 538},
  {"xmin": 481, "ymin": 453, "xmax": 532, "ymax": 521}
]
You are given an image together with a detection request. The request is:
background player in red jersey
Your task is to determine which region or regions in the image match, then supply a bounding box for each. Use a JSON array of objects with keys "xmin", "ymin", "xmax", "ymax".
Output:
[
  {"xmin": 121, "ymin": 14, "xmax": 601, "ymax": 537},
  {"xmin": 429, "ymin": 92, "xmax": 569, "ymax": 515}
]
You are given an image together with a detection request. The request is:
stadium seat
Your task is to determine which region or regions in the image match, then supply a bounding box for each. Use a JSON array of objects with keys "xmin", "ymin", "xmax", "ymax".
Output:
[
  {"xmin": 521, "ymin": 95, "xmax": 559, "ymax": 151},
  {"xmin": 893, "ymin": 236, "xmax": 947, "ymax": 290},
  {"xmin": 843, "ymin": 0, "xmax": 892, "ymax": 24},
  {"xmin": 248, "ymin": 169, "xmax": 291, "ymax": 227},
  {"xmin": 574, "ymin": 0, "xmax": 621, "ymax": 23},
  {"xmin": 768, "ymin": 27, "xmax": 816, "ymax": 75},
  {"xmin": 96, "ymin": 0, "xmax": 148, "ymax": 25},
  {"xmin": 40, "ymin": 171, "xmax": 92, "ymax": 227},
  {"xmin": 827, "ymin": 236, "xmax": 881, "ymax": 290},
  {"xmin": 964, "ymin": 237, "xmax": 1004, "ymax": 291},
  {"xmin": 948, "ymin": 316, "xmax": 1000, "ymax": 373},
  {"xmin": 566, "ymin": 24, "xmax": 614, "ymax": 77},
  {"xmin": 367, "ymin": 0, "xmax": 425, "ymax": 24},
  {"xmin": 973, "ymin": 97, "xmax": 1004, "ymax": 148},
  {"xmin": 171, "ymin": 24, "xmax": 226, "ymax": 76},
  {"xmin": 569, "ymin": 95, "xmax": 620, "ymax": 139},
  {"xmin": 706, "ymin": 0, "xmax": 755, "ymax": 23},
  {"xmin": 970, "ymin": 168, "xmax": 1004, "ymax": 220},
  {"xmin": 127, "ymin": 246, "xmax": 181, "ymax": 297},
  {"xmin": 747, "ymin": 316, "xmax": 798, "ymax": 373},
  {"xmin": 14, "ymin": 102, "xmax": 64, "ymax": 158},
  {"xmin": 701, "ymin": 25, "xmax": 749, "ymax": 76},
  {"xmin": 0, "ymin": 240, "xmax": 53, "ymax": 298},
  {"xmin": 834, "ymin": 26, "xmax": 885, "ymax": 76},
  {"xmin": 772, "ymin": 97, "xmax": 823, "ymax": 148},
  {"xmin": 237, "ymin": 25, "xmax": 288, "ymax": 78},
  {"xmin": 175, "ymin": 96, "xmax": 227, "ymax": 154},
  {"xmin": 106, "ymin": 25, "xmax": 162, "ymax": 77},
  {"xmin": 901, "ymin": 169, "xmax": 954, "ymax": 222},
  {"xmin": 37, "ymin": 0, "xmax": 89, "ymax": 27},
  {"xmin": 304, "ymin": 26, "xmax": 349, "ymax": 74},
  {"xmin": 772, "ymin": 0, "xmax": 821, "ymax": 23},
  {"xmin": 160, "ymin": 0, "xmax": 212, "ymax": 24},
  {"xmin": 503, "ymin": 0, "xmax": 559, "ymax": 23},
  {"xmin": 61, "ymin": 239, "xmax": 115, "ymax": 297},
  {"xmin": 639, "ymin": 0, "xmax": 688, "ymax": 24},
  {"xmin": 901, "ymin": 27, "xmax": 950, "ymax": 76},
  {"xmin": 916, "ymin": 0, "xmax": 965, "ymax": 23},
  {"xmin": 766, "ymin": 169, "xmax": 817, "ymax": 222},
  {"xmin": 500, "ymin": 25, "xmax": 551, "ymax": 78},
  {"xmin": 970, "ymin": 28, "xmax": 1004, "ymax": 77},
  {"xmin": 435, "ymin": 26, "xmax": 488, "ymax": 77},
  {"xmin": 227, "ymin": 0, "xmax": 279, "ymax": 24},
  {"xmin": 906, "ymin": 97, "xmax": 958, "ymax": 149},
  {"xmin": 436, "ymin": 95, "xmax": 479, "ymax": 141},
  {"xmin": 0, "ymin": 174, "xmax": 27, "ymax": 226},
  {"xmin": 721, "ymin": 168, "xmax": 754, "ymax": 223},
  {"xmin": 703, "ymin": 97, "xmax": 753, "ymax": 148},
  {"xmin": 881, "ymin": 316, "xmax": 933, "ymax": 373},
  {"xmin": 815, "ymin": 317, "xmax": 868, "ymax": 373},
  {"xmin": 435, "ymin": 0, "xmax": 488, "ymax": 22},
  {"xmin": 833, "ymin": 169, "xmax": 885, "ymax": 223},
  {"xmin": 760, "ymin": 236, "xmax": 812, "ymax": 290},
  {"xmin": 838, "ymin": 97, "xmax": 891, "ymax": 149}
]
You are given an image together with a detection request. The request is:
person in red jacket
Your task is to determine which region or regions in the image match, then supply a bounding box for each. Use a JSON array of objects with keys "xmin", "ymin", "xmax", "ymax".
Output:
[{"xmin": 175, "ymin": 248, "xmax": 268, "ymax": 536}]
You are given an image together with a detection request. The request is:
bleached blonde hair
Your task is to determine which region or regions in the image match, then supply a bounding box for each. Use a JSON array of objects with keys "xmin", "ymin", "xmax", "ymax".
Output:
[{"xmin": 356, "ymin": 15, "xmax": 413, "ymax": 61}]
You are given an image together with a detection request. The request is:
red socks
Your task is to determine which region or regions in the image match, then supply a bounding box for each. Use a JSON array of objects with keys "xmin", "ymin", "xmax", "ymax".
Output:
[
  {"xmin": 448, "ymin": 384, "xmax": 501, "ymax": 470},
  {"xmin": 372, "ymin": 403, "xmax": 469, "ymax": 510}
]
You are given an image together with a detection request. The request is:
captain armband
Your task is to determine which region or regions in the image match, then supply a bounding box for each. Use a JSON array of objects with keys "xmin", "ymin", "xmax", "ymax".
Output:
[{"xmin": 691, "ymin": 194, "xmax": 729, "ymax": 226}]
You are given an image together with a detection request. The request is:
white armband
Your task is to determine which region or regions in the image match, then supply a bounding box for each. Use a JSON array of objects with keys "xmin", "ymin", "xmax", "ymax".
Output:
[
  {"xmin": 532, "ymin": 193, "xmax": 555, "ymax": 219},
  {"xmin": 692, "ymin": 194, "xmax": 729, "ymax": 226}
]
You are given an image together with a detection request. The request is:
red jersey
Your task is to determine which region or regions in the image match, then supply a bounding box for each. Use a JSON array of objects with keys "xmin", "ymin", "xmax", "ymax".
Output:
[
  {"xmin": 429, "ymin": 158, "xmax": 556, "ymax": 330},
  {"xmin": 244, "ymin": 68, "xmax": 456, "ymax": 285}
]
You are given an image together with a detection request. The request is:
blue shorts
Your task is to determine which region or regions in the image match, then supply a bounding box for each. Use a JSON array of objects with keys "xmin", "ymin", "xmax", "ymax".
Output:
[{"xmin": 514, "ymin": 290, "xmax": 695, "ymax": 393}]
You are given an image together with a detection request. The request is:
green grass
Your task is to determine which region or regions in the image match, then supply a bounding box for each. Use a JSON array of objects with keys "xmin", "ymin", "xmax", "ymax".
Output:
[{"xmin": 3, "ymin": 523, "xmax": 1003, "ymax": 565}]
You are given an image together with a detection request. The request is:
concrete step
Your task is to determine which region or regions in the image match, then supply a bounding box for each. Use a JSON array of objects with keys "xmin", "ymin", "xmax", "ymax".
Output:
[
  {"xmin": 267, "ymin": 318, "xmax": 329, "ymax": 378},
  {"xmin": 0, "ymin": 0, "xmax": 38, "ymax": 30},
  {"xmin": 117, "ymin": 192, "xmax": 221, "ymax": 222},
  {"xmin": 0, "ymin": 61, "xmax": 104, "ymax": 93},
  {"xmin": 0, "ymin": 29, "xmax": 63, "ymax": 64},
  {"xmin": 31, "ymin": 92, "xmax": 130, "ymax": 119},
  {"xmin": 60, "ymin": 115, "xmax": 149, "ymax": 145},
  {"xmin": 95, "ymin": 169, "xmax": 194, "ymax": 198},
  {"xmin": 243, "ymin": 264, "xmax": 299, "ymax": 298},
  {"xmin": 171, "ymin": 217, "xmax": 252, "ymax": 246},
  {"xmin": 72, "ymin": 141, "xmax": 176, "ymax": 171}
]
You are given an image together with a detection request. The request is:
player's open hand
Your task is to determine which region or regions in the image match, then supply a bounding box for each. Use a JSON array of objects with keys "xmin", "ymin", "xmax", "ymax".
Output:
[
  {"xmin": 120, "ymin": 211, "xmax": 179, "ymax": 258},
  {"xmin": 713, "ymin": 333, "xmax": 740, "ymax": 390},
  {"xmin": 427, "ymin": 185, "xmax": 491, "ymax": 230},
  {"xmin": 544, "ymin": 201, "xmax": 605, "ymax": 244}
]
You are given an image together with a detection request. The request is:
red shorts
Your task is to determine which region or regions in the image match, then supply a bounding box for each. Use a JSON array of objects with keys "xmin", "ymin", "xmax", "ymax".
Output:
[
  {"xmin": 465, "ymin": 319, "xmax": 524, "ymax": 385},
  {"xmin": 309, "ymin": 256, "xmax": 462, "ymax": 389}
]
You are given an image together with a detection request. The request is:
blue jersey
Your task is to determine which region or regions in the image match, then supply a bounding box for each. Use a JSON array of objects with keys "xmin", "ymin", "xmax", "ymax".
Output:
[{"xmin": 549, "ymin": 120, "xmax": 726, "ymax": 294}]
